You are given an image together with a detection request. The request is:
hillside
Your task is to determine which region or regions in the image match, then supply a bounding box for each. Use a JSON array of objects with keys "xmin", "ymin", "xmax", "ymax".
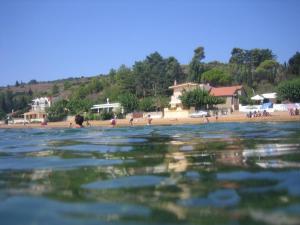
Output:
[{"xmin": 0, "ymin": 76, "xmax": 95, "ymax": 96}]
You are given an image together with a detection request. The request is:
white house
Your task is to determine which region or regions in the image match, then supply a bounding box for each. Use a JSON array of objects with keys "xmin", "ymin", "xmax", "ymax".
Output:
[
  {"xmin": 91, "ymin": 99, "xmax": 123, "ymax": 114},
  {"xmin": 24, "ymin": 97, "xmax": 51, "ymax": 123}
]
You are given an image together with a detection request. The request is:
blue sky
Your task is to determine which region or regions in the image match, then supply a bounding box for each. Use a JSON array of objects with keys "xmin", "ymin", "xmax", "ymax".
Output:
[{"xmin": 0, "ymin": 0, "xmax": 299, "ymax": 86}]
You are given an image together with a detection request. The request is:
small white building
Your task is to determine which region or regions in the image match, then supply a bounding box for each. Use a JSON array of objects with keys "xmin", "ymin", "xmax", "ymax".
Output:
[
  {"xmin": 262, "ymin": 93, "xmax": 277, "ymax": 103},
  {"xmin": 91, "ymin": 99, "xmax": 123, "ymax": 114}
]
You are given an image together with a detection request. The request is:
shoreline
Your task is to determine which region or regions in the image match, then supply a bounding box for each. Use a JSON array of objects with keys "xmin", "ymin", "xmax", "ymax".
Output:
[{"xmin": 1, "ymin": 112, "xmax": 300, "ymax": 129}]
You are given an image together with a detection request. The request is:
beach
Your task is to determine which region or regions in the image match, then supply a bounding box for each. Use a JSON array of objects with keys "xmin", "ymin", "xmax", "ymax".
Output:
[{"xmin": 1, "ymin": 111, "xmax": 300, "ymax": 129}]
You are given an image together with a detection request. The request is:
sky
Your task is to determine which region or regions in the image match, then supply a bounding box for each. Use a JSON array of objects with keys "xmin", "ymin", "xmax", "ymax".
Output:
[{"xmin": 0, "ymin": 0, "xmax": 300, "ymax": 86}]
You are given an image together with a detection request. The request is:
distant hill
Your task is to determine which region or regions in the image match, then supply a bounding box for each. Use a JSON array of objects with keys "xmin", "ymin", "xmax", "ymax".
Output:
[{"xmin": 0, "ymin": 75, "xmax": 99, "ymax": 97}]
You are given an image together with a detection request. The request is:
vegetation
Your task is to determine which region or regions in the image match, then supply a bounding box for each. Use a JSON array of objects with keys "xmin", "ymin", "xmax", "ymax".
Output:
[
  {"xmin": 201, "ymin": 68, "xmax": 232, "ymax": 86},
  {"xmin": 46, "ymin": 100, "xmax": 69, "ymax": 122},
  {"xmin": 1, "ymin": 45, "xmax": 300, "ymax": 121},
  {"xmin": 188, "ymin": 47, "xmax": 205, "ymax": 82},
  {"xmin": 277, "ymin": 78, "xmax": 300, "ymax": 102},
  {"xmin": 0, "ymin": 90, "xmax": 31, "ymax": 119},
  {"xmin": 180, "ymin": 88, "xmax": 225, "ymax": 110},
  {"xmin": 118, "ymin": 93, "xmax": 139, "ymax": 114}
]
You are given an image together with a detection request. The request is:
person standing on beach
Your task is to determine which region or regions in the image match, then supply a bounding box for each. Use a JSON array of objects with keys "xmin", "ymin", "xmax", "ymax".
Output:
[
  {"xmin": 129, "ymin": 117, "xmax": 134, "ymax": 126},
  {"xmin": 85, "ymin": 119, "xmax": 91, "ymax": 127},
  {"xmin": 147, "ymin": 114, "xmax": 152, "ymax": 125},
  {"xmin": 204, "ymin": 116, "xmax": 209, "ymax": 123},
  {"xmin": 111, "ymin": 116, "xmax": 116, "ymax": 128}
]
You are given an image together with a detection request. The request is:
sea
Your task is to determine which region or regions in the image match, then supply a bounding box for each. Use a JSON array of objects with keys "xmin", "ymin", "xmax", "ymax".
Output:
[{"xmin": 0, "ymin": 122, "xmax": 300, "ymax": 225}]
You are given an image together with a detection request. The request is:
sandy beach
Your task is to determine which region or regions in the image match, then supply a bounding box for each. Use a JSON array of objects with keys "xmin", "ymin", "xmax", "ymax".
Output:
[{"xmin": 1, "ymin": 111, "xmax": 300, "ymax": 129}]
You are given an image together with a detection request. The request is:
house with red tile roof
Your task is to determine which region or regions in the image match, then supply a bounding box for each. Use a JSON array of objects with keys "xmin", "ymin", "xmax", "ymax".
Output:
[
  {"xmin": 166, "ymin": 82, "xmax": 245, "ymax": 117},
  {"xmin": 168, "ymin": 82, "xmax": 212, "ymax": 109},
  {"xmin": 210, "ymin": 85, "xmax": 245, "ymax": 111}
]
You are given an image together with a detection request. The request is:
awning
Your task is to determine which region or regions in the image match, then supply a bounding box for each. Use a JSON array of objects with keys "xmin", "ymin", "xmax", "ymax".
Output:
[
  {"xmin": 251, "ymin": 95, "xmax": 264, "ymax": 101},
  {"xmin": 91, "ymin": 103, "xmax": 121, "ymax": 110}
]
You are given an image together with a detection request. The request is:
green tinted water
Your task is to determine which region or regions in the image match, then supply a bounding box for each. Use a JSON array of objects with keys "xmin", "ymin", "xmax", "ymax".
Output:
[{"xmin": 0, "ymin": 122, "xmax": 300, "ymax": 225}]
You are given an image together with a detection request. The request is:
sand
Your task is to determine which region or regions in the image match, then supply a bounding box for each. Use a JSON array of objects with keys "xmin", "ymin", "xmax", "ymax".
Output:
[{"xmin": 1, "ymin": 111, "xmax": 300, "ymax": 129}]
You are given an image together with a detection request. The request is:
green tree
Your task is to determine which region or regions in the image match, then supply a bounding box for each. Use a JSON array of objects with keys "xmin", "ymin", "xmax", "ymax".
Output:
[
  {"xmin": 99, "ymin": 85, "xmax": 122, "ymax": 102},
  {"xmin": 0, "ymin": 93, "xmax": 6, "ymax": 118},
  {"xmin": 188, "ymin": 46, "xmax": 205, "ymax": 82},
  {"xmin": 12, "ymin": 94, "xmax": 30, "ymax": 112},
  {"xmin": 165, "ymin": 57, "xmax": 185, "ymax": 93},
  {"xmin": 201, "ymin": 68, "xmax": 232, "ymax": 86},
  {"xmin": 132, "ymin": 52, "xmax": 184, "ymax": 97},
  {"xmin": 288, "ymin": 52, "xmax": 300, "ymax": 75},
  {"xmin": 118, "ymin": 93, "xmax": 139, "ymax": 113},
  {"xmin": 4, "ymin": 90, "xmax": 13, "ymax": 112},
  {"xmin": 0, "ymin": 109, "xmax": 6, "ymax": 120},
  {"xmin": 254, "ymin": 60, "xmax": 279, "ymax": 84},
  {"xmin": 229, "ymin": 48, "xmax": 246, "ymax": 64},
  {"xmin": 115, "ymin": 65, "xmax": 135, "ymax": 94},
  {"xmin": 52, "ymin": 84, "xmax": 60, "ymax": 96},
  {"xmin": 277, "ymin": 78, "xmax": 300, "ymax": 102},
  {"xmin": 67, "ymin": 98, "xmax": 92, "ymax": 115},
  {"xmin": 63, "ymin": 81, "xmax": 72, "ymax": 90},
  {"xmin": 28, "ymin": 88, "xmax": 33, "ymax": 96},
  {"xmin": 180, "ymin": 88, "xmax": 224, "ymax": 110},
  {"xmin": 46, "ymin": 100, "xmax": 69, "ymax": 122},
  {"xmin": 108, "ymin": 68, "xmax": 117, "ymax": 83},
  {"xmin": 28, "ymin": 79, "xmax": 38, "ymax": 85},
  {"xmin": 72, "ymin": 84, "xmax": 89, "ymax": 99},
  {"xmin": 139, "ymin": 97, "xmax": 156, "ymax": 112},
  {"xmin": 133, "ymin": 52, "xmax": 163, "ymax": 97},
  {"xmin": 229, "ymin": 48, "xmax": 275, "ymax": 86},
  {"xmin": 133, "ymin": 60, "xmax": 151, "ymax": 97},
  {"xmin": 153, "ymin": 96, "xmax": 169, "ymax": 111},
  {"xmin": 88, "ymin": 77, "xmax": 103, "ymax": 94}
]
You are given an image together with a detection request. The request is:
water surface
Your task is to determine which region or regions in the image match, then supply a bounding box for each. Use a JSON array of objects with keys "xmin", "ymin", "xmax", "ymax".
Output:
[{"xmin": 0, "ymin": 122, "xmax": 300, "ymax": 225}]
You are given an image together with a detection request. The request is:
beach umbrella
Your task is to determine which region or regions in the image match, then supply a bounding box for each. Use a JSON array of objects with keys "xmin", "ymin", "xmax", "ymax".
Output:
[{"xmin": 251, "ymin": 95, "xmax": 264, "ymax": 101}]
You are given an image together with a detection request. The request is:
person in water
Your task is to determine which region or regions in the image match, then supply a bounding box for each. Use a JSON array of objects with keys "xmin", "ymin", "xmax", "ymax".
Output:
[
  {"xmin": 110, "ymin": 116, "xmax": 116, "ymax": 127},
  {"xmin": 147, "ymin": 114, "xmax": 152, "ymax": 125},
  {"xmin": 75, "ymin": 115, "xmax": 84, "ymax": 128}
]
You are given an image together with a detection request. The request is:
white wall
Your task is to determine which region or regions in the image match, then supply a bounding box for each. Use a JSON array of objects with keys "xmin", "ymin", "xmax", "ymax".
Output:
[{"xmin": 239, "ymin": 103, "xmax": 300, "ymax": 113}]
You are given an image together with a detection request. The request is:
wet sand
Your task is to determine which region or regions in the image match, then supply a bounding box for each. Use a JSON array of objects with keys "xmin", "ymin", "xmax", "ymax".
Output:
[{"xmin": 1, "ymin": 111, "xmax": 300, "ymax": 129}]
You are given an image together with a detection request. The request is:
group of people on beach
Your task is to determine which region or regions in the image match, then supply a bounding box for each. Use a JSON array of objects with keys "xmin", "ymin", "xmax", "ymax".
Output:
[
  {"xmin": 289, "ymin": 108, "xmax": 299, "ymax": 116},
  {"xmin": 129, "ymin": 114, "xmax": 152, "ymax": 126},
  {"xmin": 246, "ymin": 110, "xmax": 271, "ymax": 118},
  {"xmin": 71, "ymin": 114, "xmax": 153, "ymax": 128}
]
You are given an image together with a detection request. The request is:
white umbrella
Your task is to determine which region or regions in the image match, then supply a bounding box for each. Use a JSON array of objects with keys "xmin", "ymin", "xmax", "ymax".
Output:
[{"xmin": 251, "ymin": 95, "xmax": 264, "ymax": 101}]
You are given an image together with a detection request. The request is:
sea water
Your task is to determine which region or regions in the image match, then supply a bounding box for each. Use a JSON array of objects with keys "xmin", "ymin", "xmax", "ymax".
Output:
[{"xmin": 0, "ymin": 122, "xmax": 300, "ymax": 225}]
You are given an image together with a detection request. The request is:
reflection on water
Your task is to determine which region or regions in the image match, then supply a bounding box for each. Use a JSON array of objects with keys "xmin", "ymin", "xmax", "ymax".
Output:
[{"xmin": 0, "ymin": 122, "xmax": 300, "ymax": 225}]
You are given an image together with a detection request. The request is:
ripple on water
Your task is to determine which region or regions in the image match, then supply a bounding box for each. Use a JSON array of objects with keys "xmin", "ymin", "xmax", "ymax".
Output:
[
  {"xmin": 0, "ymin": 196, "xmax": 150, "ymax": 225},
  {"xmin": 0, "ymin": 122, "xmax": 300, "ymax": 225},
  {"xmin": 0, "ymin": 157, "xmax": 128, "ymax": 170},
  {"xmin": 83, "ymin": 175, "xmax": 167, "ymax": 189},
  {"xmin": 217, "ymin": 170, "xmax": 300, "ymax": 196},
  {"xmin": 179, "ymin": 189, "xmax": 240, "ymax": 208}
]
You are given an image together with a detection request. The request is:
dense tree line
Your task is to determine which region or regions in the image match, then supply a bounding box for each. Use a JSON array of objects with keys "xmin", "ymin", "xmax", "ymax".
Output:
[
  {"xmin": 1, "ymin": 47, "xmax": 300, "ymax": 121},
  {"xmin": 0, "ymin": 90, "xmax": 32, "ymax": 119}
]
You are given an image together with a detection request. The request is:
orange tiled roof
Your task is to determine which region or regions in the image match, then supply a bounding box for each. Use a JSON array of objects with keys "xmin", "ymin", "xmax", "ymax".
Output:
[{"xmin": 210, "ymin": 85, "xmax": 243, "ymax": 97}]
